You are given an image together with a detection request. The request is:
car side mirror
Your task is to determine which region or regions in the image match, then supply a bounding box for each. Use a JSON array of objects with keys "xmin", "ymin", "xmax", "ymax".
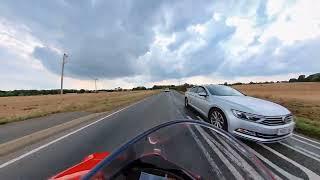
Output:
[{"xmin": 198, "ymin": 92, "xmax": 208, "ymax": 97}]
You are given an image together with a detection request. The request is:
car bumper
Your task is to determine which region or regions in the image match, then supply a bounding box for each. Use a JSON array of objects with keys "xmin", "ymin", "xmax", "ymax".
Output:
[
  {"xmin": 232, "ymin": 131, "xmax": 293, "ymax": 143},
  {"xmin": 227, "ymin": 115, "xmax": 295, "ymax": 143}
]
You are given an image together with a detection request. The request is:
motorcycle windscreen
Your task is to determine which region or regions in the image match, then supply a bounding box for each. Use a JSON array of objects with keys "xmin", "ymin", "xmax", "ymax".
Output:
[{"xmin": 84, "ymin": 120, "xmax": 273, "ymax": 180}]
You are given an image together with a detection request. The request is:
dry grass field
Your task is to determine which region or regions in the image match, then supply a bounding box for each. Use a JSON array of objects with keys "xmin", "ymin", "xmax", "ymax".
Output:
[
  {"xmin": 0, "ymin": 90, "xmax": 159, "ymax": 125},
  {"xmin": 234, "ymin": 82, "xmax": 320, "ymax": 139}
]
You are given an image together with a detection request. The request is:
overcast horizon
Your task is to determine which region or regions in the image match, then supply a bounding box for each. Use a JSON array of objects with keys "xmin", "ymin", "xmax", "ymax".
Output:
[{"xmin": 1, "ymin": 0, "xmax": 320, "ymax": 90}]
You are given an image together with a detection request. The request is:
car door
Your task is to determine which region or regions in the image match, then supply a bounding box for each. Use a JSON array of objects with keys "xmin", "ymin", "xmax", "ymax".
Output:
[
  {"xmin": 188, "ymin": 86, "xmax": 198, "ymax": 107},
  {"xmin": 195, "ymin": 86, "xmax": 210, "ymax": 115}
]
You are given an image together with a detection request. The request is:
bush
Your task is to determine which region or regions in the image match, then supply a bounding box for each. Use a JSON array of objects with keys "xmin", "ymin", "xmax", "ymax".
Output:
[
  {"xmin": 132, "ymin": 86, "xmax": 147, "ymax": 91},
  {"xmin": 289, "ymin": 78, "xmax": 298, "ymax": 83}
]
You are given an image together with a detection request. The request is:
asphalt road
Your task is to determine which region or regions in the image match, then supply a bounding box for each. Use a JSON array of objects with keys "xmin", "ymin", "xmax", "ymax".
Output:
[
  {"xmin": 0, "ymin": 91, "xmax": 319, "ymax": 179},
  {"xmin": 0, "ymin": 111, "xmax": 90, "ymax": 144}
]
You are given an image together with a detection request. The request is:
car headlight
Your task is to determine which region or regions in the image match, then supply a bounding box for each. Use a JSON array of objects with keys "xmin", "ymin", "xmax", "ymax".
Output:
[{"xmin": 232, "ymin": 110, "xmax": 264, "ymax": 121}]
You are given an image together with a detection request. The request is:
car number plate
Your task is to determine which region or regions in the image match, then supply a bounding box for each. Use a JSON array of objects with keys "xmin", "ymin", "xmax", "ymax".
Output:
[{"xmin": 277, "ymin": 127, "xmax": 291, "ymax": 135}]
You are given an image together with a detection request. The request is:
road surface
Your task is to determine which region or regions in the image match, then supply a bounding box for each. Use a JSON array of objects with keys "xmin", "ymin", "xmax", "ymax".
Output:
[
  {"xmin": 0, "ymin": 91, "xmax": 319, "ymax": 179},
  {"xmin": 0, "ymin": 111, "xmax": 90, "ymax": 144}
]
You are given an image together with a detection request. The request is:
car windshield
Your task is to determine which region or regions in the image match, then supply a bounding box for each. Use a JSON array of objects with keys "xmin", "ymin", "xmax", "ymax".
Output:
[
  {"xmin": 207, "ymin": 85, "xmax": 244, "ymax": 96},
  {"xmin": 85, "ymin": 121, "xmax": 271, "ymax": 180}
]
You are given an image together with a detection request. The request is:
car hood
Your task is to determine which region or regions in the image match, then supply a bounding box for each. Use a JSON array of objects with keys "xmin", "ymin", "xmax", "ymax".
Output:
[{"xmin": 216, "ymin": 96, "xmax": 290, "ymax": 116}]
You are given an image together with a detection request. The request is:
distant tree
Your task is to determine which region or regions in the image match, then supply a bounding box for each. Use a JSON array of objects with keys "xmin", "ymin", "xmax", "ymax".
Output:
[
  {"xmin": 298, "ymin": 75, "xmax": 306, "ymax": 82},
  {"xmin": 224, "ymin": 82, "xmax": 228, "ymax": 86},
  {"xmin": 289, "ymin": 78, "xmax": 298, "ymax": 83},
  {"xmin": 232, "ymin": 82, "xmax": 243, "ymax": 86},
  {"xmin": 79, "ymin": 89, "xmax": 86, "ymax": 93},
  {"xmin": 132, "ymin": 86, "xmax": 147, "ymax": 91},
  {"xmin": 115, "ymin": 87, "xmax": 122, "ymax": 91},
  {"xmin": 305, "ymin": 73, "xmax": 320, "ymax": 82},
  {"xmin": 152, "ymin": 85, "xmax": 163, "ymax": 90}
]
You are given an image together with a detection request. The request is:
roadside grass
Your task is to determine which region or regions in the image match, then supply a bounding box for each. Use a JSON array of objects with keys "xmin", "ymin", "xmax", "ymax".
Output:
[
  {"xmin": 295, "ymin": 117, "xmax": 320, "ymax": 139},
  {"xmin": 0, "ymin": 90, "xmax": 159, "ymax": 125}
]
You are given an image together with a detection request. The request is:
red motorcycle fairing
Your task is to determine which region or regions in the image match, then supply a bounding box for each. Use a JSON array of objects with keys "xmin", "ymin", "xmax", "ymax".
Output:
[{"xmin": 50, "ymin": 152, "xmax": 110, "ymax": 180}]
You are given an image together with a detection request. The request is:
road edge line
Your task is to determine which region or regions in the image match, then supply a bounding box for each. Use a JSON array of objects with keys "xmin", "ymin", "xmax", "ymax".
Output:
[
  {"xmin": 260, "ymin": 144, "xmax": 320, "ymax": 179},
  {"xmin": 279, "ymin": 142, "xmax": 320, "ymax": 162},
  {"xmin": 0, "ymin": 113, "xmax": 105, "ymax": 157},
  {"xmin": 293, "ymin": 134, "xmax": 320, "ymax": 146}
]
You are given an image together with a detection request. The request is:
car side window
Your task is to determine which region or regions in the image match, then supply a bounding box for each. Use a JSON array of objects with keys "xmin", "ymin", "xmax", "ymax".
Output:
[
  {"xmin": 197, "ymin": 87, "xmax": 206, "ymax": 94},
  {"xmin": 191, "ymin": 87, "xmax": 198, "ymax": 93}
]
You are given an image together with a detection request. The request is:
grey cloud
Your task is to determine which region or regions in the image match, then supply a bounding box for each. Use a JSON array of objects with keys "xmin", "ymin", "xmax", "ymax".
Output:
[
  {"xmin": 33, "ymin": 47, "xmax": 61, "ymax": 74},
  {"xmin": 2, "ymin": 0, "xmax": 220, "ymax": 79},
  {"xmin": 218, "ymin": 37, "xmax": 320, "ymax": 77},
  {"xmin": 145, "ymin": 18, "xmax": 235, "ymax": 80},
  {"xmin": 0, "ymin": 48, "xmax": 57, "ymax": 90},
  {"xmin": 158, "ymin": 0, "xmax": 216, "ymax": 32},
  {"xmin": 2, "ymin": 0, "xmax": 167, "ymax": 79},
  {"xmin": 1, "ymin": 0, "xmax": 319, "ymax": 82}
]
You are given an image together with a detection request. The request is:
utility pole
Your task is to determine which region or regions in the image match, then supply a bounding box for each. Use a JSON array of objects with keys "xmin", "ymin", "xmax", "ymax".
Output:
[
  {"xmin": 94, "ymin": 78, "xmax": 98, "ymax": 93},
  {"xmin": 60, "ymin": 53, "xmax": 68, "ymax": 95}
]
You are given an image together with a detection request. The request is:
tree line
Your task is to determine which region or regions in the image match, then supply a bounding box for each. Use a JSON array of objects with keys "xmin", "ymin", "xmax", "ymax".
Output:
[
  {"xmin": 225, "ymin": 73, "xmax": 320, "ymax": 86},
  {"xmin": 0, "ymin": 89, "xmax": 95, "ymax": 97},
  {"xmin": 0, "ymin": 83, "xmax": 194, "ymax": 97},
  {"xmin": 289, "ymin": 73, "xmax": 320, "ymax": 83},
  {"xmin": 1, "ymin": 73, "xmax": 318, "ymax": 97}
]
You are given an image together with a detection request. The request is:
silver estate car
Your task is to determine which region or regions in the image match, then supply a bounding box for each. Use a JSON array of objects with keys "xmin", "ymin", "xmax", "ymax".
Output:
[{"xmin": 185, "ymin": 85, "xmax": 295, "ymax": 143}]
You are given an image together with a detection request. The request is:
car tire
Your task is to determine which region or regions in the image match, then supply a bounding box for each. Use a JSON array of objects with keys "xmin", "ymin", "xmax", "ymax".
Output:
[
  {"xmin": 208, "ymin": 108, "xmax": 228, "ymax": 131},
  {"xmin": 184, "ymin": 98, "xmax": 189, "ymax": 108}
]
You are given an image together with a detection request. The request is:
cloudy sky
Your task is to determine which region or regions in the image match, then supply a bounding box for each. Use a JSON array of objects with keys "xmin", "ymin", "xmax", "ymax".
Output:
[{"xmin": 1, "ymin": 0, "xmax": 319, "ymax": 90}]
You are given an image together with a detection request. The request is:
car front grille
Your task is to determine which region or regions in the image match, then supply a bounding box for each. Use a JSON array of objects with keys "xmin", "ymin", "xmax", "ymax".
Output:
[{"xmin": 260, "ymin": 115, "xmax": 293, "ymax": 126}]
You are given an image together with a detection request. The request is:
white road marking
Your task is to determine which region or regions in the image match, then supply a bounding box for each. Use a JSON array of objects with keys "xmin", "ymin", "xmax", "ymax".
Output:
[
  {"xmin": 245, "ymin": 145, "xmax": 301, "ymax": 180},
  {"xmin": 293, "ymin": 134, "xmax": 320, "ymax": 146},
  {"xmin": 260, "ymin": 144, "xmax": 320, "ymax": 180},
  {"xmin": 0, "ymin": 97, "xmax": 149, "ymax": 169},
  {"xmin": 187, "ymin": 123, "xmax": 226, "ymax": 179},
  {"xmin": 186, "ymin": 115, "xmax": 194, "ymax": 120},
  {"xmin": 279, "ymin": 142, "xmax": 320, "ymax": 162},
  {"xmin": 291, "ymin": 136, "xmax": 320, "ymax": 150},
  {"xmin": 195, "ymin": 126, "xmax": 259, "ymax": 180},
  {"xmin": 210, "ymin": 131, "xmax": 266, "ymax": 180},
  {"xmin": 195, "ymin": 126, "xmax": 245, "ymax": 180},
  {"xmin": 196, "ymin": 116, "xmax": 203, "ymax": 121}
]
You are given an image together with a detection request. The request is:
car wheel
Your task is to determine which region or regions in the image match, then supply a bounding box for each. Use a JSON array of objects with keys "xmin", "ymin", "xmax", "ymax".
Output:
[
  {"xmin": 185, "ymin": 98, "xmax": 189, "ymax": 108},
  {"xmin": 209, "ymin": 108, "xmax": 228, "ymax": 131}
]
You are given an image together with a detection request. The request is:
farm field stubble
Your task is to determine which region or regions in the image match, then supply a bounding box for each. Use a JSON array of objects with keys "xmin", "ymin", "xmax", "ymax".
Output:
[{"xmin": 0, "ymin": 90, "xmax": 159, "ymax": 125}]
